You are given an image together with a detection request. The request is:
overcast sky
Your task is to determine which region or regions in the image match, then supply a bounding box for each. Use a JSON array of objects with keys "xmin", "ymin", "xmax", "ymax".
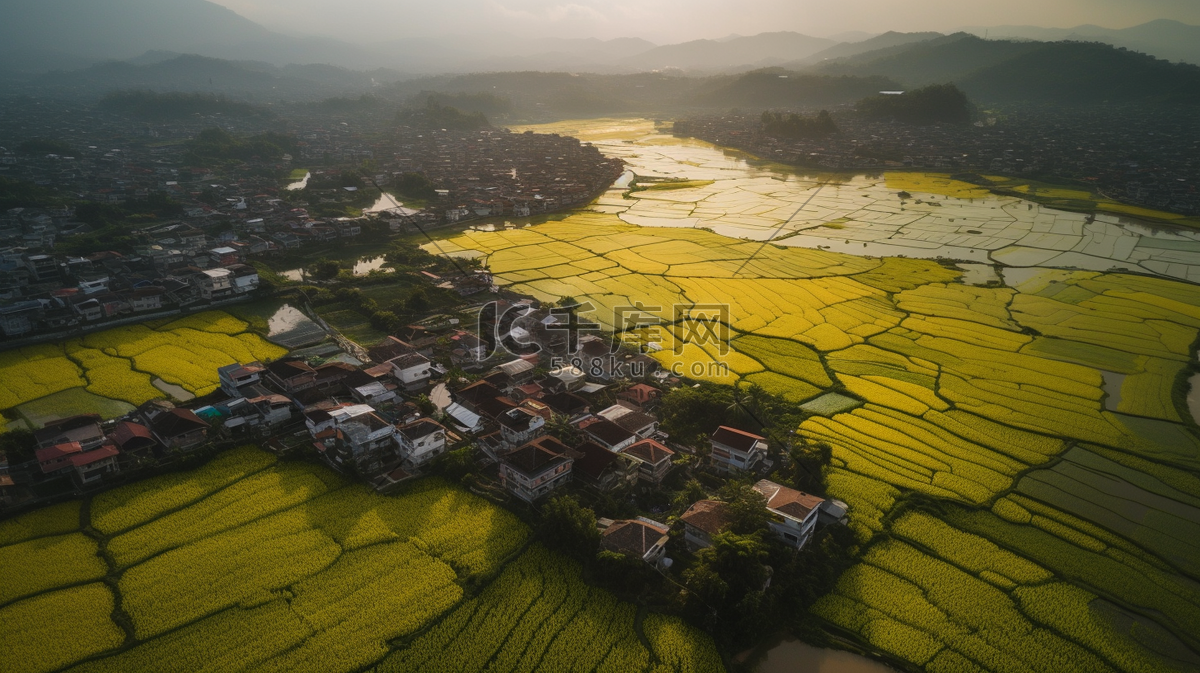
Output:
[{"xmin": 215, "ymin": 0, "xmax": 1200, "ymax": 43}]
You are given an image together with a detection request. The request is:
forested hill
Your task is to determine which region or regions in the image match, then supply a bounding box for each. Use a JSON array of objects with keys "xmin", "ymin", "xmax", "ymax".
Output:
[
  {"xmin": 691, "ymin": 70, "xmax": 901, "ymax": 107},
  {"xmin": 817, "ymin": 35, "xmax": 1200, "ymax": 105},
  {"xmin": 958, "ymin": 42, "xmax": 1200, "ymax": 105}
]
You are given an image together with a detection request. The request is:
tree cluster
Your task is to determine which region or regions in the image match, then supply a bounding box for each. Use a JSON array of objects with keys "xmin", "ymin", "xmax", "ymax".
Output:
[
  {"xmin": 97, "ymin": 90, "xmax": 270, "ymax": 120},
  {"xmin": 856, "ymin": 83, "xmax": 973, "ymax": 125},
  {"xmin": 760, "ymin": 110, "xmax": 838, "ymax": 139},
  {"xmin": 396, "ymin": 101, "xmax": 490, "ymax": 131},
  {"xmin": 184, "ymin": 128, "xmax": 298, "ymax": 165}
]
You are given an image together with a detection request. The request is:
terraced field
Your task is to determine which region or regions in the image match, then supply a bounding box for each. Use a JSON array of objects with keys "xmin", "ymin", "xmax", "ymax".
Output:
[
  {"xmin": 441, "ymin": 119, "xmax": 1200, "ymax": 672},
  {"xmin": 0, "ymin": 311, "xmax": 287, "ymax": 429},
  {"xmin": 0, "ymin": 447, "xmax": 721, "ymax": 673}
]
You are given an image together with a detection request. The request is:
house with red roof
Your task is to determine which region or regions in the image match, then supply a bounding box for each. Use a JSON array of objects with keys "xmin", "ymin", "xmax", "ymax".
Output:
[
  {"xmin": 710, "ymin": 425, "xmax": 767, "ymax": 474},
  {"xmin": 620, "ymin": 438, "xmax": 675, "ymax": 485},
  {"xmin": 753, "ymin": 479, "xmax": 826, "ymax": 549},
  {"xmin": 498, "ymin": 436, "xmax": 573, "ymax": 503}
]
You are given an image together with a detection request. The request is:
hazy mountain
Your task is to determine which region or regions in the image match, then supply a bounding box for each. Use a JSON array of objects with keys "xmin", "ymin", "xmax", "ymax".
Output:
[
  {"xmin": 691, "ymin": 69, "xmax": 901, "ymax": 107},
  {"xmin": 800, "ymin": 31, "xmax": 945, "ymax": 65},
  {"xmin": 963, "ymin": 19, "xmax": 1200, "ymax": 65},
  {"xmin": 0, "ymin": 0, "xmax": 387, "ymax": 73},
  {"xmin": 958, "ymin": 41, "xmax": 1200, "ymax": 104},
  {"xmin": 31, "ymin": 54, "xmax": 405, "ymax": 101},
  {"xmin": 369, "ymin": 35, "xmax": 657, "ymax": 74},
  {"xmin": 0, "ymin": 0, "xmax": 268, "ymax": 66},
  {"xmin": 815, "ymin": 34, "xmax": 1041, "ymax": 86},
  {"xmin": 625, "ymin": 32, "xmax": 837, "ymax": 72}
]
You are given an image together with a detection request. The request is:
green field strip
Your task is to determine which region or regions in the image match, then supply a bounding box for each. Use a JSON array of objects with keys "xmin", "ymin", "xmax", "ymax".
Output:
[
  {"xmin": 0, "ymin": 500, "xmax": 83, "ymax": 548},
  {"xmin": 90, "ymin": 446, "xmax": 281, "ymax": 536},
  {"xmin": 0, "ymin": 532, "xmax": 109, "ymax": 609},
  {"xmin": 945, "ymin": 508, "xmax": 1200, "ymax": 650}
]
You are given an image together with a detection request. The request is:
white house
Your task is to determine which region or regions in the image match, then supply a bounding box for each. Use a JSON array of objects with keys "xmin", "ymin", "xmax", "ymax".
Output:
[
  {"xmin": 710, "ymin": 426, "xmax": 767, "ymax": 474},
  {"xmin": 389, "ymin": 352, "xmax": 431, "ymax": 391},
  {"xmin": 496, "ymin": 406, "xmax": 546, "ymax": 448},
  {"xmin": 194, "ymin": 268, "xmax": 233, "ymax": 300},
  {"xmin": 753, "ymin": 479, "xmax": 825, "ymax": 549},
  {"xmin": 396, "ymin": 418, "xmax": 448, "ymax": 467}
]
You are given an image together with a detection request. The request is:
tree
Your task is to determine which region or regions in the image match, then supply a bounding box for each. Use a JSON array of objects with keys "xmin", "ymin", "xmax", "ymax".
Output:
[
  {"xmin": 719, "ymin": 481, "xmax": 770, "ymax": 535},
  {"xmin": 544, "ymin": 413, "xmax": 581, "ymax": 447},
  {"xmin": 310, "ymin": 258, "xmax": 341, "ymax": 281},
  {"xmin": 540, "ymin": 495, "xmax": 600, "ymax": 560},
  {"xmin": 672, "ymin": 479, "xmax": 708, "ymax": 512},
  {"xmin": 0, "ymin": 428, "xmax": 38, "ymax": 465}
]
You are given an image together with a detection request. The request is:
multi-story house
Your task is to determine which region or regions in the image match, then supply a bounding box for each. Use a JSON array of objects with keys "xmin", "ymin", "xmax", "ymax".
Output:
[
  {"xmin": 679, "ymin": 499, "xmax": 729, "ymax": 551},
  {"xmin": 600, "ymin": 518, "xmax": 670, "ymax": 565},
  {"xmin": 710, "ymin": 426, "xmax": 767, "ymax": 474},
  {"xmin": 389, "ymin": 352, "xmax": 431, "ymax": 391},
  {"xmin": 309, "ymin": 404, "xmax": 399, "ymax": 476},
  {"xmin": 496, "ymin": 406, "xmax": 545, "ymax": 448},
  {"xmin": 753, "ymin": 479, "xmax": 825, "ymax": 550},
  {"xmin": 396, "ymin": 418, "xmax": 448, "ymax": 467},
  {"xmin": 194, "ymin": 268, "xmax": 234, "ymax": 300},
  {"xmin": 620, "ymin": 438, "xmax": 675, "ymax": 485},
  {"xmin": 498, "ymin": 436, "xmax": 574, "ymax": 503}
]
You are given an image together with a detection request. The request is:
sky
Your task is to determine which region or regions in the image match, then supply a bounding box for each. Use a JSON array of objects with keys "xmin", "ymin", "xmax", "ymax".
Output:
[{"xmin": 215, "ymin": 0, "xmax": 1200, "ymax": 43}]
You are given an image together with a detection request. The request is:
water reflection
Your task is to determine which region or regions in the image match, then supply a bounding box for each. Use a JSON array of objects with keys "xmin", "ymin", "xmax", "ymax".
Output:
[
  {"xmin": 365, "ymin": 191, "xmax": 419, "ymax": 215},
  {"xmin": 556, "ymin": 119, "xmax": 1200, "ymax": 284},
  {"xmin": 757, "ymin": 640, "xmax": 895, "ymax": 673},
  {"xmin": 286, "ymin": 171, "xmax": 310, "ymax": 191}
]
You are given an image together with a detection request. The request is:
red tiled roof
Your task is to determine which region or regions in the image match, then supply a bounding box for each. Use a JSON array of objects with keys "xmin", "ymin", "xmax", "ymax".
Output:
[
  {"xmin": 602, "ymin": 519, "xmax": 669, "ymax": 557},
  {"xmin": 36, "ymin": 441, "xmax": 83, "ymax": 466},
  {"xmin": 754, "ymin": 479, "xmax": 824, "ymax": 521},
  {"xmin": 70, "ymin": 445, "xmax": 119, "ymax": 467},
  {"xmin": 621, "ymin": 438, "xmax": 674, "ymax": 464},
  {"xmin": 711, "ymin": 426, "xmax": 765, "ymax": 452},
  {"xmin": 680, "ymin": 500, "xmax": 729, "ymax": 536}
]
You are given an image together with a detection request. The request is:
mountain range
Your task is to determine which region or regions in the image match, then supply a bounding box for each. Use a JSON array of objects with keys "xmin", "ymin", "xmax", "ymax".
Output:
[{"xmin": 3, "ymin": 0, "xmax": 1199, "ymax": 76}]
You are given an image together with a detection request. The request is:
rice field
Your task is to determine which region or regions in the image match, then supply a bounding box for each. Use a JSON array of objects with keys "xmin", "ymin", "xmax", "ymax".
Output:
[
  {"xmin": 0, "ymin": 447, "xmax": 721, "ymax": 673},
  {"xmin": 434, "ymin": 119, "xmax": 1200, "ymax": 673},
  {"xmin": 0, "ymin": 311, "xmax": 287, "ymax": 430}
]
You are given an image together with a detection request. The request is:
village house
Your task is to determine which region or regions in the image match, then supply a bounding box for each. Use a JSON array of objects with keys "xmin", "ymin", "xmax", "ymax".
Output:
[
  {"xmin": 580, "ymin": 418, "xmax": 638, "ymax": 453},
  {"xmin": 617, "ymin": 383, "xmax": 661, "ymax": 411},
  {"xmin": 308, "ymin": 404, "xmax": 399, "ymax": 476},
  {"xmin": 217, "ymin": 362, "xmax": 264, "ymax": 397},
  {"xmin": 265, "ymin": 359, "xmax": 318, "ymax": 394},
  {"xmin": 600, "ymin": 518, "xmax": 670, "ymax": 565},
  {"xmin": 753, "ymin": 479, "xmax": 826, "ymax": 549},
  {"xmin": 150, "ymin": 408, "xmax": 209, "ymax": 450},
  {"xmin": 620, "ymin": 438, "xmax": 675, "ymax": 485},
  {"xmin": 109, "ymin": 421, "xmax": 157, "ymax": 455},
  {"xmin": 395, "ymin": 418, "xmax": 448, "ymax": 467},
  {"xmin": 388, "ymin": 352, "xmax": 432, "ymax": 391},
  {"xmin": 496, "ymin": 406, "xmax": 546, "ymax": 448},
  {"xmin": 679, "ymin": 499, "xmax": 730, "ymax": 551},
  {"xmin": 710, "ymin": 426, "xmax": 768, "ymax": 474},
  {"xmin": 193, "ymin": 268, "xmax": 234, "ymax": 300},
  {"xmin": 37, "ymin": 441, "xmax": 121, "ymax": 485},
  {"xmin": 498, "ymin": 436, "xmax": 574, "ymax": 503},
  {"xmin": 34, "ymin": 415, "xmax": 106, "ymax": 452},
  {"xmin": 572, "ymin": 441, "xmax": 639, "ymax": 492},
  {"xmin": 595, "ymin": 404, "xmax": 658, "ymax": 439}
]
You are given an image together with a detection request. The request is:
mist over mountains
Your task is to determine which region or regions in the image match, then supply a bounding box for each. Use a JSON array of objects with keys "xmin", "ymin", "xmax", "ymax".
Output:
[
  {"xmin": 3, "ymin": 0, "xmax": 1200, "ymax": 77},
  {"xmin": 1, "ymin": 0, "xmax": 1198, "ymax": 114}
]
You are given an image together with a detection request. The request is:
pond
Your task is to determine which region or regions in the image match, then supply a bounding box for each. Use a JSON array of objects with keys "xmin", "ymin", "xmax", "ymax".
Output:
[
  {"xmin": 353, "ymin": 256, "xmax": 393, "ymax": 276},
  {"xmin": 756, "ymin": 639, "xmax": 895, "ymax": 673},
  {"xmin": 365, "ymin": 191, "xmax": 419, "ymax": 215},
  {"xmin": 286, "ymin": 171, "xmax": 310, "ymax": 190}
]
